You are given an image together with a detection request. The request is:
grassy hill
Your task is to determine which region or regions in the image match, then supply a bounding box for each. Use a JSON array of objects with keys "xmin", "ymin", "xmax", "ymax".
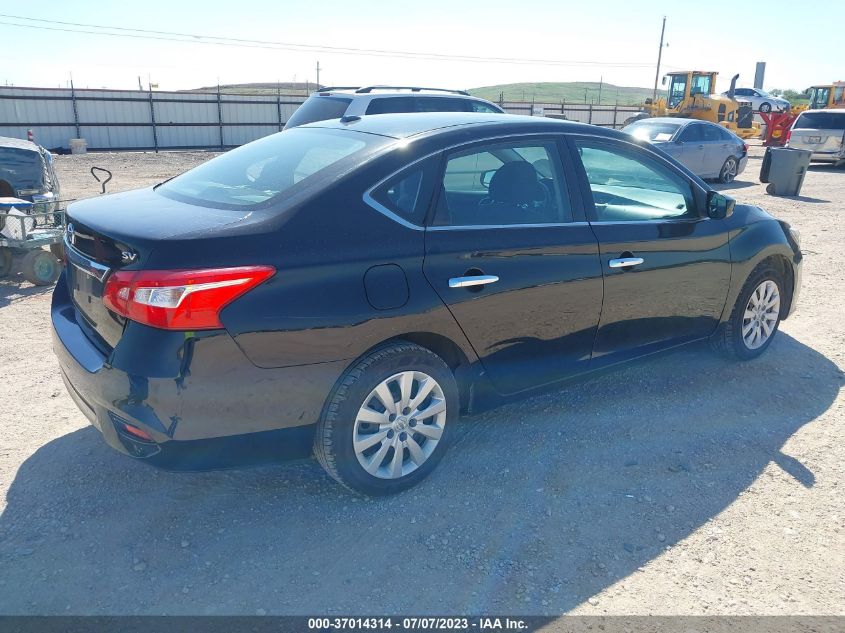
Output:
[
  {"xmin": 184, "ymin": 81, "xmax": 660, "ymax": 105},
  {"xmin": 468, "ymin": 82, "xmax": 659, "ymax": 105}
]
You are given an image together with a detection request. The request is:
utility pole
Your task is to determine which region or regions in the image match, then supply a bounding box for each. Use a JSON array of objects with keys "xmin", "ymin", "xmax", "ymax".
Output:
[
  {"xmin": 598, "ymin": 76, "xmax": 603, "ymax": 106},
  {"xmin": 652, "ymin": 16, "xmax": 667, "ymax": 102},
  {"xmin": 316, "ymin": 61, "xmax": 321, "ymax": 88}
]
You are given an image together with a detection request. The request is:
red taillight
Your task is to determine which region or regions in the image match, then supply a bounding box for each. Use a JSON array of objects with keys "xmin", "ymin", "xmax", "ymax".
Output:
[
  {"xmin": 103, "ymin": 266, "xmax": 275, "ymax": 330},
  {"xmin": 743, "ymin": 143, "xmax": 749, "ymax": 154}
]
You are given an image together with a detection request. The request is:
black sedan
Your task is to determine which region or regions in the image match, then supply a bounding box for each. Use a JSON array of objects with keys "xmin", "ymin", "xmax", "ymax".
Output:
[{"xmin": 52, "ymin": 113, "xmax": 802, "ymax": 495}]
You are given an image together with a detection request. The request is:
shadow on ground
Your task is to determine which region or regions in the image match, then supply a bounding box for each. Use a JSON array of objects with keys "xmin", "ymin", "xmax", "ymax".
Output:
[
  {"xmin": 0, "ymin": 277, "xmax": 54, "ymax": 308},
  {"xmin": 0, "ymin": 334, "xmax": 840, "ymax": 615}
]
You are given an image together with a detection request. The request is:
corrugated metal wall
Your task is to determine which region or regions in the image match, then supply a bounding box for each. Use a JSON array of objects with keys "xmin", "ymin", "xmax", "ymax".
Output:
[
  {"xmin": 0, "ymin": 86, "xmax": 644, "ymax": 151},
  {"xmin": 0, "ymin": 86, "xmax": 307, "ymax": 151}
]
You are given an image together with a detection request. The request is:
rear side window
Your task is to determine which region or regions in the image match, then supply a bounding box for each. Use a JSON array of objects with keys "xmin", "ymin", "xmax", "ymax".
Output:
[
  {"xmin": 369, "ymin": 158, "xmax": 438, "ymax": 226},
  {"xmin": 793, "ymin": 112, "xmax": 845, "ymax": 130},
  {"xmin": 366, "ymin": 97, "xmax": 476, "ymax": 115},
  {"xmin": 677, "ymin": 124, "xmax": 704, "ymax": 143},
  {"xmin": 366, "ymin": 97, "xmax": 417, "ymax": 115},
  {"xmin": 434, "ymin": 141, "xmax": 572, "ymax": 227},
  {"xmin": 159, "ymin": 128, "xmax": 387, "ymax": 209},
  {"xmin": 470, "ymin": 101, "xmax": 502, "ymax": 113},
  {"xmin": 702, "ymin": 125, "xmax": 723, "ymax": 142},
  {"xmin": 285, "ymin": 96, "xmax": 352, "ymax": 128}
]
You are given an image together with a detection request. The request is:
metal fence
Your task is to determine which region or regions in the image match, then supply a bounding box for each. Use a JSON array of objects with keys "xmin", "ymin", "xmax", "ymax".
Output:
[
  {"xmin": 0, "ymin": 86, "xmax": 308, "ymax": 151},
  {"xmin": 499, "ymin": 102, "xmax": 643, "ymax": 127},
  {"xmin": 0, "ymin": 87, "xmax": 644, "ymax": 152}
]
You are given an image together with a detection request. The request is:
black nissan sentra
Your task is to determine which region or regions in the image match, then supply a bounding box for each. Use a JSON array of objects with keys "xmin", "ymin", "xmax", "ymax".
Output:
[{"xmin": 52, "ymin": 113, "xmax": 802, "ymax": 495}]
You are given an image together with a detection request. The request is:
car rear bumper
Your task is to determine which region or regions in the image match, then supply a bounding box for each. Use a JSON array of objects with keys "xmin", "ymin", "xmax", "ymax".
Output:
[
  {"xmin": 51, "ymin": 274, "xmax": 346, "ymax": 467},
  {"xmin": 809, "ymin": 151, "xmax": 844, "ymax": 163}
]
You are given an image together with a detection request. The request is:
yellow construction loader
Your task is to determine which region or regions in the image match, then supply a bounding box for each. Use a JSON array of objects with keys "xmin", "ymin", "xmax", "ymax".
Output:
[
  {"xmin": 626, "ymin": 71, "xmax": 759, "ymax": 139},
  {"xmin": 807, "ymin": 82, "xmax": 845, "ymax": 110}
]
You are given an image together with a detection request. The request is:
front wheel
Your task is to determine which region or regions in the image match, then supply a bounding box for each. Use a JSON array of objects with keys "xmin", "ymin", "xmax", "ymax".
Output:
[
  {"xmin": 314, "ymin": 342, "xmax": 459, "ymax": 495},
  {"xmin": 719, "ymin": 156, "xmax": 739, "ymax": 183},
  {"xmin": 759, "ymin": 102, "xmax": 772, "ymax": 113},
  {"xmin": 712, "ymin": 264, "xmax": 784, "ymax": 360}
]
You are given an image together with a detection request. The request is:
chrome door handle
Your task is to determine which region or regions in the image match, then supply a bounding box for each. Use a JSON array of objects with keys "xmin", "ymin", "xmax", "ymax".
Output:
[
  {"xmin": 608, "ymin": 257, "xmax": 644, "ymax": 269},
  {"xmin": 449, "ymin": 275, "xmax": 499, "ymax": 288}
]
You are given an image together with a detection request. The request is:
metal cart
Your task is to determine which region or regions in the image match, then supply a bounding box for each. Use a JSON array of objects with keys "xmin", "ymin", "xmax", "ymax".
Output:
[{"xmin": 0, "ymin": 197, "xmax": 69, "ymax": 285}]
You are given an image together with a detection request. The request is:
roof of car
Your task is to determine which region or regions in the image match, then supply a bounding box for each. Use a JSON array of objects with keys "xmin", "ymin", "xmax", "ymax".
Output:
[
  {"xmin": 302, "ymin": 112, "xmax": 612, "ymax": 140},
  {"xmin": 0, "ymin": 135, "xmax": 41, "ymax": 151},
  {"xmin": 799, "ymin": 108, "xmax": 845, "ymax": 114}
]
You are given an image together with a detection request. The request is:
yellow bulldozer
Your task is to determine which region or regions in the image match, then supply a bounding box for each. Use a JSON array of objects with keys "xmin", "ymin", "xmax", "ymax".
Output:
[{"xmin": 626, "ymin": 70, "xmax": 759, "ymax": 139}]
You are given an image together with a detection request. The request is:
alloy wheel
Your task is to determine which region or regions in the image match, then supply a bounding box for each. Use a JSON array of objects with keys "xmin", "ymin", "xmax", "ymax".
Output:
[
  {"xmin": 742, "ymin": 280, "xmax": 780, "ymax": 350},
  {"xmin": 353, "ymin": 371, "xmax": 447, "ymax": 479},
  {"xmin": 721, "ymin": 157, "xmax": 738, "ymax": 183}
]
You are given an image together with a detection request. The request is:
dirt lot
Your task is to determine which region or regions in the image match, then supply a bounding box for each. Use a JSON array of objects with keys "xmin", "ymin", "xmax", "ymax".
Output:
[{"xmin": 0, "ymin": 145, "xmax": 843, "ymax": 616}]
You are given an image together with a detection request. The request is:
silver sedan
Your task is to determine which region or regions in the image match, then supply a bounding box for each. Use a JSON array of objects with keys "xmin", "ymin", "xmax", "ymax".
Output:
[{"xmin": 622, "ymin": 118, "xmax": 749, "ymax": 183}]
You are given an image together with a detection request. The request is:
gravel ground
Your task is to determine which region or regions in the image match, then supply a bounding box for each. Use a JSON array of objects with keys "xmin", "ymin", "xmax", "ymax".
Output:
[{"xmin": 0, "ymin": 145, "xmax": 843, "ymax": 616}]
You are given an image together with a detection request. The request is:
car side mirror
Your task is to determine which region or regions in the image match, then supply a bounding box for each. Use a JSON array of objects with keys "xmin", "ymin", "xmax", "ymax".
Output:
[{"xmin": 707, "ymin": 191, "xmax": 735, "ymax": 219}]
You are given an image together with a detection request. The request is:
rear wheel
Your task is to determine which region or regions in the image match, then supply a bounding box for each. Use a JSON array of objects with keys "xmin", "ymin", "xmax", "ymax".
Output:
[
  {"xmin": 315, "ymin": 342, "xmax": 458, "ymax": 496},
  {"xmin": 712, "ymin": 263, "xmax": 784, "ymax": 360},
  {"xmin": 21, "ymin": 249, "xmax": 61, "ymax": 286},
  {"xmin": 719, "ymin": 156, "xmax": 739, "ymax": 183}
]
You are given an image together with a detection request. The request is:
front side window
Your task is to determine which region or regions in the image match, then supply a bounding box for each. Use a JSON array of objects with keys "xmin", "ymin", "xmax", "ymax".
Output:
[
  {"xmin": 434, "ymin": 141, "xmax": 571, "ymax": 227},
  {"xmin": 575, "ymin": 140, "xmax": 694, "ymax": 222},
  {"xmin": 158, "ymin": 128, "xmax": 386, "ymax": 209}
]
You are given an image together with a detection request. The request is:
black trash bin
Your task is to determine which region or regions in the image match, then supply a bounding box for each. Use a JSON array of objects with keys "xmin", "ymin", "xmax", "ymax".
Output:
[{"xmin": 761, "ymin": 147, "xmax": 812, "ymax": 196}]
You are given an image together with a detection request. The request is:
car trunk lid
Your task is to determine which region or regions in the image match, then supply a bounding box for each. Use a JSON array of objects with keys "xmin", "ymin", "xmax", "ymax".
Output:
[
  {"xmin": 64, "ymin": 188, "xmax": 261, "ymax": 350},
  {"xmin": 789, "ymin": 127, "xmax": 845, "ymax": 155}
]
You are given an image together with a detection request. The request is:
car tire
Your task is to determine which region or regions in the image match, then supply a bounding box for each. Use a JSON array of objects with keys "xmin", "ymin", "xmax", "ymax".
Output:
[
  {"xmin": 711, "ymin": 262, "xmax": 784, "ymax": 360},
  {"xmin": 719, "ymin": 156, "xmax": 739, "ymax": 183},
  {"xmin": 759, "ymin": 102, "xmax": 772, "ymax": 113},
  {"xmin": 314, "ymin": 341, "xmax": 459, "ymax": 496},
  {"xmin": 21, "ymin": 249, "xmax": 61, "ymax": 286},
  {"xmin": 0, "ymin": 248, "xmax": 12, "ymax": 278}
]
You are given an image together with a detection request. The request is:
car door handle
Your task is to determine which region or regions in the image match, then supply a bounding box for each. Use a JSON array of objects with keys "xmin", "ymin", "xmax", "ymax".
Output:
[
  {"xmin": 449, "ymin": 275, "xmax": 499, "ymax": 288},
  {"xmin": 697, "ymin": 144, "xmax": 705, "ymax": 149},
  {"xmin": 608, "ymin": 257, "xmax": 644, "ymax": 269}
]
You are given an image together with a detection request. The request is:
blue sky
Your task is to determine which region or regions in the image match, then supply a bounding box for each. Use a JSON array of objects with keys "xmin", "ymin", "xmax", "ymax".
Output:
[{"xmin": 0, "ymin": 0, "xmax": 841, "ymax": 93}]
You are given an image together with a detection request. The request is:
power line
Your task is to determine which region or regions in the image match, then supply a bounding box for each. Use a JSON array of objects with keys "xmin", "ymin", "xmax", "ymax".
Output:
[{"xmin": 0, "ymin": 13, "xmax": 656, "ymax": 68}]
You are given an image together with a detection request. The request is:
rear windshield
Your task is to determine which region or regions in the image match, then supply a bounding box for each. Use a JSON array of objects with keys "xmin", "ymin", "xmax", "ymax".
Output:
[
  {"xmin": 158, "ymin": 128, "xmax": 387, "ymax": 209},
  {"xmin": 0, "ymin": 147, "xmax": 44, "ymax": 190},
  {"xmin": 624, "ymin": 122, "xmax": 681, "ymax": 142},
  {"xmin": 793, "ymin": 112, "xmax": 845, "ymax": 130},
  {"xmin": 365, "ymin": 96, "xmax": 502, "ymax": 115},
  {"xmin": 285, "ymin": 96, "xmax": 352, "ymax": 128}
]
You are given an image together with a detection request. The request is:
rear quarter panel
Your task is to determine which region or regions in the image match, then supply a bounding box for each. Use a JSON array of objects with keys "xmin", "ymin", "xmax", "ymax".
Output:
[{"xmin": 217, "ymin": 160, "xmax": 478, "ymax": 370}]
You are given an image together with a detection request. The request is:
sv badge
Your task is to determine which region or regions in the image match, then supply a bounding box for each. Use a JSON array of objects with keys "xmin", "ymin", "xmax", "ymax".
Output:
[{"xmin": 121, "ymin": 251, "xmax": 138, "ymax": 263}]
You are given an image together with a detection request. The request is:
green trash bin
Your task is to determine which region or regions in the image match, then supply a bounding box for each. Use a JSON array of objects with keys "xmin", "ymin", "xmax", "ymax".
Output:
[{"xmin": 763, "ymin": 147, "xmax": 812, "ymax": 196}]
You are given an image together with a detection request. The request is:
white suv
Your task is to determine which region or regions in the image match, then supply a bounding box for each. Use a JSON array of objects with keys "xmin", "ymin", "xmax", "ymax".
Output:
[{"xmin": 284, "ymin": 86, "xmax": 504, "ymax": 129}]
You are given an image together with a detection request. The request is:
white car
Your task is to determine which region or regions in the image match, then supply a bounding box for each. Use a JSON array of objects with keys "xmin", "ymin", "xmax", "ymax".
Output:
[
  {"xmin": 284, "ymin": 86, "xmax": 504, "ymax": 129},
  {"xmin": 724, "ymin": 88, "xmax": 790, "ymax": 113},
  {"xmin": 786, "ymin": 109, "xmax": 845, "ymax": 165}
]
